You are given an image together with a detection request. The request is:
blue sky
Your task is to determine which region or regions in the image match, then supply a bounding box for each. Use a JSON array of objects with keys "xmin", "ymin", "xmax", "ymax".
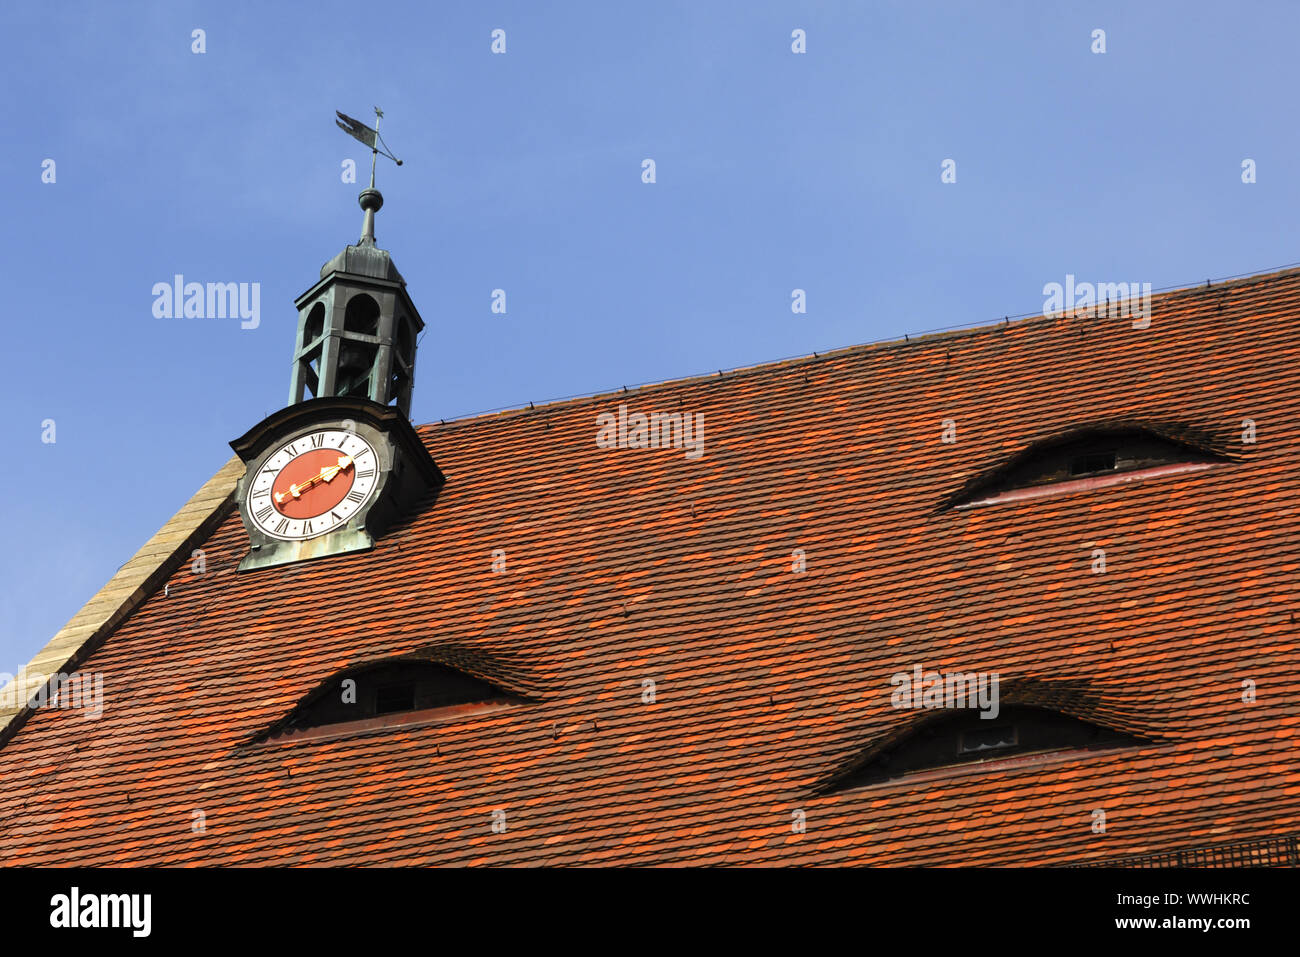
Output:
[{"xmin": 3, "ymin": 0, "xmax": 1299, "ymax": 668}]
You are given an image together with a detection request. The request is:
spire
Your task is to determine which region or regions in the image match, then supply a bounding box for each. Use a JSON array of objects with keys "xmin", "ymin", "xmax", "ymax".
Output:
[
  {"xmin": 335, "ymin": 107, "xmax": 402, "ymax": 246},
  {"xmin": 358, "ymin": 187, "xmax": 382, "ymax": 246}
]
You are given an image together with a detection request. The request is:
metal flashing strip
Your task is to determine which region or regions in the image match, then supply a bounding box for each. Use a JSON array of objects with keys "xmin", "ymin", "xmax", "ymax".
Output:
[{"xmin": 956, "ymin": 462, "xmax": 1219, "ymax": 509}]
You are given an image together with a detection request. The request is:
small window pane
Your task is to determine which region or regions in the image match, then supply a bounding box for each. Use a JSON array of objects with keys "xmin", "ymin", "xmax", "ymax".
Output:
[
  {"xmin": 1070, "ymin": 452, "xmax": 1117, "ymax": 476},
  {"xmin": 375, "ymin": 682, "xmax": 416, "ymax": 715},
  {"xmin": 958, "ymin": 725, "xmax": 1018, "ymax": 754}
]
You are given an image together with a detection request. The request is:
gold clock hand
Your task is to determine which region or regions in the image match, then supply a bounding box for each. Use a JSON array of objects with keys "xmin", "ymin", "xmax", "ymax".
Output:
[
  {"xmin": 273, "ymin": 454, "xmax": 355, "ymax": 503},
  {"xmin": 322, "ymin": 454, "xmax": 354, "ymax": 481}
]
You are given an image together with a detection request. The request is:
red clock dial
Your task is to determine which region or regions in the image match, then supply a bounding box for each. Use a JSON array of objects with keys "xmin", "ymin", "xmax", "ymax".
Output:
[{"xmin": 271, "ymin": 449, "xmax": 357, "ymax": 518}]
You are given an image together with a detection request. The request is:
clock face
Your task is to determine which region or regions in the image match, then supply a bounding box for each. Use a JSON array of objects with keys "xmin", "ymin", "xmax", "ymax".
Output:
[{"xmin": 245, "ymin": 429, "xmax": 381, "ymax": 541}]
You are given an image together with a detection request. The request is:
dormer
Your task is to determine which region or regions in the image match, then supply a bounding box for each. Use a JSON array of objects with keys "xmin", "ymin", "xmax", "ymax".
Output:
[
  {"xmin": 256, "ymin": 656, "xmax": 528, "ymax": 743},
  {"xmin": 828, "ymin": 706, "xmax": 1149, "ymax": 790},
  {"xmin": 950, "ymin": 424, "xmax": 1230, "ymax": 508}
]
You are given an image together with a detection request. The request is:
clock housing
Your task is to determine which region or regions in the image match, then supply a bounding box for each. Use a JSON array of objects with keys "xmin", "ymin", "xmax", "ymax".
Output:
[{"xmin": 231, "ymin": 397, "xmax": 443, "ymax": 571}]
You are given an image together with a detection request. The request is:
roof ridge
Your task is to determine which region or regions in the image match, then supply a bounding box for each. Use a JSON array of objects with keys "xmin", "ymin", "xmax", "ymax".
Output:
[{"xmin": 421, "ymin": 262, "xmax": 1300, "ymax": 430}]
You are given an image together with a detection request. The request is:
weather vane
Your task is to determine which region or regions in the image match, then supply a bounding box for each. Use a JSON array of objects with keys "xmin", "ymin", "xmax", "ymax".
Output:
[{"xmin": 335, "ymin": 106, "xmax": 403, "ymax": 190}]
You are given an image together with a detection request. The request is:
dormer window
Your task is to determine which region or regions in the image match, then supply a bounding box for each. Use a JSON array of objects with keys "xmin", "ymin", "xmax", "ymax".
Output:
[
  {"xmin": 958, "ymin": 723, "xmax": 1017, "ymax": 754},
  {"xmin": 1069, "ymin": 451, "xmax": 1115, "ymax": 477},
  {"xmin": 258, "ymin": 658, "xmax": 525, "ymax": 742},
  {"xmin": 830, "ymin": 706, "xmax": 1147, "ymax": 791},
  {"xmin": 951, "ymin": 426, "xmax": 1228, "ymax": 508},
  {"xmin": 374, "ymin": 680, "xmax": 416, "ymax": 715}
]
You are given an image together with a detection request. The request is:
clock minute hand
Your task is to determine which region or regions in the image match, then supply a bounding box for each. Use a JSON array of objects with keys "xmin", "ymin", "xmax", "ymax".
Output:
[
  {"xmin": 320, "ymin": 455, "xmax": 354, "ymax": 483},
  {"xmin": 310, "ymin": 454, "xmax": 354, "ymax": 487}
]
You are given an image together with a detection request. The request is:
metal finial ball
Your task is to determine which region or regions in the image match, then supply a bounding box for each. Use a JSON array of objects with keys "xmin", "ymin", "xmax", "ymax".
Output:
[{"xmin": 358, "ymin": 188, "xmax": 384, "ymax": 212}]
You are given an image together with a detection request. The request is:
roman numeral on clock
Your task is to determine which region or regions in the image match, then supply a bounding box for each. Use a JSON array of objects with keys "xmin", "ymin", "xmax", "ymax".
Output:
[
  {"xmin": 309, "ymin": 433, "xmax": 325, "ymax": 448},
  {"xmin": 303, "ymin": 520, "xmax": 314, "ymax": 535},
  {"xmin": 274, "ymin": 518, "xmax": 290, "ymax": 535},
  {"xmin": 356, "ymin": 468, "xmax": 375, "ymax": 479},
  {"xmin": 255, "ymin": 505, "xmax": 275, "ymax": 523},
  {"xmin": 346, "ymin": 489, "xmax": 366, "ymax": 504}
]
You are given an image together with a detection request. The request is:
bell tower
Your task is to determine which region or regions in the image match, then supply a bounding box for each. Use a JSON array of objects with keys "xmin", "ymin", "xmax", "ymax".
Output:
[
  {"xmin": 288, "ymin": 110, "xmax": 421, "ymax": 417},
  {"xmin": 229, "ymin": 109, "xmax": 442, "ymax": 574}
]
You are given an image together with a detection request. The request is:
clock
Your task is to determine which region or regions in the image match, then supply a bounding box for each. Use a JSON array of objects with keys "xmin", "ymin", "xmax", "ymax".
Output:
[
  {"xmin": 230, "ymin": 397, "xmax": 444, "ymax": 571},
  {"xmin": 245, "ymin": 428, "xmax": 381, "ymax": 541}
]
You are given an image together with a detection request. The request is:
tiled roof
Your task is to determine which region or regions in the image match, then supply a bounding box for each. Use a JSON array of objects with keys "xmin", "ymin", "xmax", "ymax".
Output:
[{"xmin": 2, "ymin": 268, "xmax": 1299, "ymax": 865}]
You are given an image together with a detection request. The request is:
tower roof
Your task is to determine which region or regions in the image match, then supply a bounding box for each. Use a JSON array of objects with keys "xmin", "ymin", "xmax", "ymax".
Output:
[
  {"xmin": 318, "ymin": 240, "xmax": 404, "ymax": 283},
  {"xmin": 319, "ymin": 187, "xmax": 404, "ymax": 282}
]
